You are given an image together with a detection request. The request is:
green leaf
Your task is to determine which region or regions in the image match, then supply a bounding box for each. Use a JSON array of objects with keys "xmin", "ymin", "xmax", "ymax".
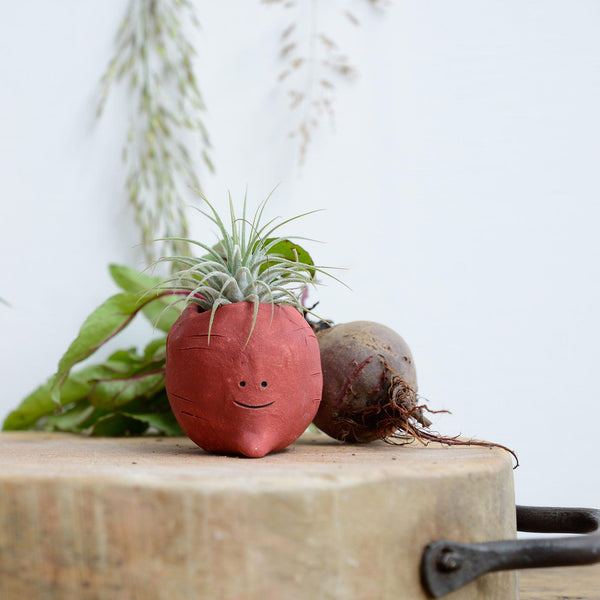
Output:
[
  {"xmin": 109, "ymin": 264, "xmax": 181, "ymax": 332},
  {"xmin": 90, "ymin": 413, "xmax": 149, "ymax": 437},
  {"xmin": 104, "ymin": 341, "xmax": 166, "ymax": 373},
  {"xmin": 89, "ymin": 370, "xmax": 166, "ymax": 410},
  {"xmin": 3, "ymin": 364, "xmax": 116, "ymax": 431},
  {"xmin": 143, "ymin": 337, "xmax": 167, "ymax": 360},
  {"xmin": 104, "ymin": 347, "xmax": 142, "ymax": 372},
  {"xmin": 109, "ymin": 263, "xmax": 161, "ymax": 294},
  {"xmin": 3, "ymin": 380, "xmax": 63, "ymax": 430},
  {"xmin": 260, "ymin": 239, "xmax": 315, "ymax": 278},
  {"xmin": 121, "ymin": 409, "xmax": 182, "ymax": 436},
  {"xmin": 50, "ymin": 292, "xmax": 144, "ymax": 404},
  {"xmin": 48, "ymin": 291, "xmax": 173, "ymax": 406},
  {"xmin": 117, "ymin": 391, "xmax": 181, "ymax": 435},
  {"xmin": 5, "ymin": 334, "xmax": 169, "ymax": 432},
  {"xmin": 43, "ymin": 402, "xmax": 105, "ymax": 433}
]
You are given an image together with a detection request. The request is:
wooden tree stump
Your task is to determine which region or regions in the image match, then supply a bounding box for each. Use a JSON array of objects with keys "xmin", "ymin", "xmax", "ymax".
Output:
[{"xmin": 0, "ymin": 431, "xmax": 518, "ymax": 599}]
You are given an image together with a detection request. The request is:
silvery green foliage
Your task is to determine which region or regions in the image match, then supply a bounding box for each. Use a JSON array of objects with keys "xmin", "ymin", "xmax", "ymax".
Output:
[{"xmin": 154, "ymin": 193, "xmax": 336, "ymax": 335}]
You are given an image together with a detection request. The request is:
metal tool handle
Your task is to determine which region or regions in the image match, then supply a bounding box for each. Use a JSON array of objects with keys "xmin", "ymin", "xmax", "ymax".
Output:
[{"xmin": 420, "ymin": 505, "xmax": 600, "ymax": 598}]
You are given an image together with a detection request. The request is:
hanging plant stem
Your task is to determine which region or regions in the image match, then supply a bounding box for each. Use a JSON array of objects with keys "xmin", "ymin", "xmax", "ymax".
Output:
[
  {"xmin": 97, "ymin": 0, "xmax": 213, "ymax": 262},
  {"xmin": 265, "ymin": 0, "xmax": 386, "ymax": 163}
]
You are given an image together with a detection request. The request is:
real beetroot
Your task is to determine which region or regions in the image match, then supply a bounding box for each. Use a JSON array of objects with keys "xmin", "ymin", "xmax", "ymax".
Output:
[
  {"xmin": 313, "ymin": 319, "xmax": 519, "ymax": 466},
  {"xmin": 313, "ymin": 320, "xmax": 428, "ymax": 443}
]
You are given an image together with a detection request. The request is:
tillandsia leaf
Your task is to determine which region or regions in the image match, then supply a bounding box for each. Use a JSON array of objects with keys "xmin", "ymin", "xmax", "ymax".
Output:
[
  {"xmin": 253, "ymin": 279, "xmax": 275, "ymax": 306},
  {"xmin": 206, "ymin": 296, "xmax": 230, "ymax": 343},
  {"xmin": 244, "ymin": 295, "xmax": 261, "ymax": 347},
  {"xmin": 154, "ymin": 237, "xmax": 230, "ymax": 268},
  {"xmin": 228, "ymin": 194, "xmax": 238, "ymax": 245},
  {"xmin": 257, "ymin": 209, "xmax": 323, "ymax": 243},
  {"xmin": 250, "ymin": 190, "xmax": 274, "ymax": 240},
  {"xmin": 261, "ymin": 259, "xmax": 348, "ymax": 289},
  {"xmin": 240, "ymin": 190, "xmax": 249, "ymax": 251}
]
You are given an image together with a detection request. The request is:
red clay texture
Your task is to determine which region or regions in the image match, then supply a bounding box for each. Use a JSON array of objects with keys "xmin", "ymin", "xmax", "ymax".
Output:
[{"xmin": 166, "ymin": 302, "xmax": 323, "ymax": 457}]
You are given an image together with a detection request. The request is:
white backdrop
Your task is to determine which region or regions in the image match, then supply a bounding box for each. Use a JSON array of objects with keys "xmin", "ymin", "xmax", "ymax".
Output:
[{"xmin": 1, "ymin": 1, "xmax": 599, "ymax": 510}]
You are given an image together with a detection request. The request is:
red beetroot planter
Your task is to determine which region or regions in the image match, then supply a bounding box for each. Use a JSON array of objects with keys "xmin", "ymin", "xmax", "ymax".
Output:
[
  {"xmin": 166, "ymin": 302, "xmax": 322, "ymax": 458},
  {"xmin": 156, "ymin": 195, "xmax": 337, "ymax": 457}
]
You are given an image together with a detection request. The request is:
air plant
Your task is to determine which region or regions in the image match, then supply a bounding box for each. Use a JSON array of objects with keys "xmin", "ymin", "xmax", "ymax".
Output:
[{"xmin": 152, "ymin": 191, "xmax": 338, "ymax": 339}]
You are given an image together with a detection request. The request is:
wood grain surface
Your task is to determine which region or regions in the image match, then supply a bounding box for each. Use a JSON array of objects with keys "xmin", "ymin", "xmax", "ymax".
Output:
[
  {"xmin": 0, "ymin": 432, "xmax": 592, "ymax": 599},
  {"xmin": 519, "ymin": 565, "xmax": 599, "ymax": 599}
]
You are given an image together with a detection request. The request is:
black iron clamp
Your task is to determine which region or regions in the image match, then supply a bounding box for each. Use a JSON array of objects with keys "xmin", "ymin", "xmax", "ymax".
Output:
[{"xmin": 421, "ymin": 505, "xmax": 600, "ymax": 597}]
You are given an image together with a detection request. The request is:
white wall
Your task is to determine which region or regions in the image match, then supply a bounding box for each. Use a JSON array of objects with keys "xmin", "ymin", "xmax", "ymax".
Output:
[{"xmin": 1, "ymin": 1, "xmax": 598, "ymax": 511}]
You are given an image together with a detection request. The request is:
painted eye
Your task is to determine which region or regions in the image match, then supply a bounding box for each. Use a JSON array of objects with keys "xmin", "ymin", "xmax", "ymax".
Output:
[
  {"xmin": 261, "ymin": 381, "xmax": 267, "ymax": 388},
  {"xmin": 239, "ymin": 381, "xmax": 246, "ymax": 387}
]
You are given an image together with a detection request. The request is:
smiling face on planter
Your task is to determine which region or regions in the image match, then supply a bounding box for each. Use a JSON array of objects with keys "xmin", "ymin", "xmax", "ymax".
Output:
[{"xmin": 166, "ymin": 302, "xmax": 322, "ymax": 458}]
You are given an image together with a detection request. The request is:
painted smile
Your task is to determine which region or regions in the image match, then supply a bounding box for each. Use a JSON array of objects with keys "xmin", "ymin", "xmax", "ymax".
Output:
[{"xmin": 233, "ymin": 400, "xmax": 275, "ymax": 410}]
